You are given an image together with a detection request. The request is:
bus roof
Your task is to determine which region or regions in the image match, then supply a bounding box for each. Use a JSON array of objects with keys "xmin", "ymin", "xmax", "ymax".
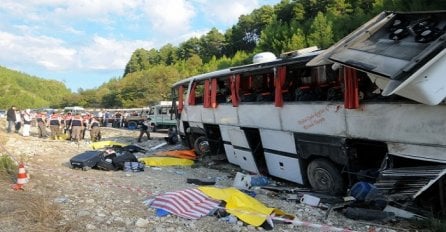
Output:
[{"xmin": 172, "ymin": 50, "xmax": 323, "ymax": 88}]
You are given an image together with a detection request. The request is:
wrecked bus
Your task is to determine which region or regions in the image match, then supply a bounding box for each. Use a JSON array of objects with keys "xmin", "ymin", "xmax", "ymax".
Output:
[{"xmin": 171, "ymin": 11, "xmax": 446, "ymax": 214}]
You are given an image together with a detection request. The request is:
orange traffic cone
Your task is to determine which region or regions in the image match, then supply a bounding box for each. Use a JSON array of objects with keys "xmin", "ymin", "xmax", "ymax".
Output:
[{"xmin": 11, "ymin": 163, "xmax": 28, "ymax": 190}]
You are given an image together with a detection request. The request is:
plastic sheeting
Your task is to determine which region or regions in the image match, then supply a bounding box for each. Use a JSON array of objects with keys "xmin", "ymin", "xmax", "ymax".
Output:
[
  {"xmin": 139, "ymin": 157, "xmax": 194, "ymax": 166},
  {"xmin": 152, "ymin": 149, "xmax": 196, "ymax": 160},
  {"xmin": 198, "ymin": 186, "xmax": 292, "ymax": 227},
  {"xmin": 90, "ymin": 141, "xmax": 127, "ymax": 150}
]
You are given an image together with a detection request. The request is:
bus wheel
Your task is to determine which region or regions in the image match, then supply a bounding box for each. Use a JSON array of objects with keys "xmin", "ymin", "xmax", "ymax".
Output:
[
  {"xmin": 307, "ymin": 158, "xmax": 344, "ymax": 195},
  {"xmin": 150, "ymin": 124, "xmax": 157, "ymax": 132},
  {"xmin": 194, "ymin": 136, "xmax": 210, "ymax": 157}
]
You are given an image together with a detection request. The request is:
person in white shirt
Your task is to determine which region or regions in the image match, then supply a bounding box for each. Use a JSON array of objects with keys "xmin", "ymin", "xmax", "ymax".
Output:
[{"xmin": 22, "ymin": 109, "xmax": 32, "ymax": 136}]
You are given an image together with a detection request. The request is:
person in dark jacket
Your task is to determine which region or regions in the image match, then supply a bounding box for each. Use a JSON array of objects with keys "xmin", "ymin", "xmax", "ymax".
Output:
[
  {"xmin": 6, "ymin": 106, "xmax": 16, "ymax": 133},
  {"xmin": 89, "ymin": 116, "xmax": 101, "ymax": 142},
  {"xmin": 137, "ymin": 117, "xmax": 152, "ymax": 142}
]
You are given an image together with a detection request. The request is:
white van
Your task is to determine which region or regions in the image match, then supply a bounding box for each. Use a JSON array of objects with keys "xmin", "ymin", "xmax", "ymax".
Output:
[{"xmin": 64, "ymin": 106, "xmax": 86, "ymax": 115}]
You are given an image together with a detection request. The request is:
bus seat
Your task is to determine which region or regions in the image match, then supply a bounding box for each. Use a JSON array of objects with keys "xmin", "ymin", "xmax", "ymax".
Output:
[
  {"xmin": 241, "ymin": 92, "xmax": 257, "ymax": 102},
  {"xmin": 257, "ymin": 92, "xmax": 274, "ymax": 102}
]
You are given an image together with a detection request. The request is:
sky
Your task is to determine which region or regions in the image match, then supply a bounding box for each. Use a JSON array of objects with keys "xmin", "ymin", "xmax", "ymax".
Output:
[{"xmin": 0, "ymin": 0, "xmax": 280, "ymax": 92}]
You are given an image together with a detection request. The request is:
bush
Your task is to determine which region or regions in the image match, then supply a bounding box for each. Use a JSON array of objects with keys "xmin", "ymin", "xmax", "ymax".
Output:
[{"xmin": 0, "ymin": 154, "xmax": 17, "ymax": 176}]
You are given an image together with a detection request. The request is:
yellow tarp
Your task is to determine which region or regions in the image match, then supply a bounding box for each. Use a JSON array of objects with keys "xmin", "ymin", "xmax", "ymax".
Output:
[
  {"xmin": 153, "ymin": 149, "xmax": 196, "ymax": 160},
  {"xmin": 90, "ymin": 141, "xmax": 127, "ymax": 150},
  {"xmin": 198, "ymin": 186, "xmax": 292, "ymax": 227},
  {"xmin": 139, "ymin": 157, "xmax": 194, "ymax": 166}
]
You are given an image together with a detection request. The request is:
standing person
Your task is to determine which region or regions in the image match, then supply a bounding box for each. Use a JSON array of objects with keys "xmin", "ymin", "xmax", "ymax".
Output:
[
  {"xmin": 114, "ymin": 111, "xmax": 122, "ymax": 128},
  {"xmin": 122, "ymin": 111, "xmax": 129, "ymax": 127},
  {"xmin": 103, "ymin": 111, "xmax": 110, "ymax": 127},
  {"xmin": 48, "ymin": 111, "xmax": 62, "ymax": 140},
  {"xmin": 63, "ymin": 112, "xmax": 73, "ymax": 140},
  {"xmin": 81, "ymin": 113, "xmax": 90, "ymax": 140},
  {"xmin": 36, "ymin": 112, "xmax": 48, "ymax": 138},
  {"xmin": 15, "ymin": 109, "xmax": 22, "ymax": 133},
  {"xmin": 89, "ymin": 116, "xmax": 101, "ymax": 142},
  {"xmin": 97, "ymin": 110, "xmax": 103, "ymax": 126},
  {"xmin": 137, "ymin": 117, "xmax": 152, "ymax": 142},
  {"xmin": 70, "ymin": 113, "xmax": 83, "ymax": 142},
  {"xmin": 6, "ymin": 106, "xmax": 16, "ymax": 133},
  {"xmin": 22, "ymin": 109, "xmax": 32, "ymax": 137}
]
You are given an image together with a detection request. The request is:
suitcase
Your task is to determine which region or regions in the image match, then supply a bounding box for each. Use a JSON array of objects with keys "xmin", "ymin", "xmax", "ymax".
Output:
[
  {"xmin": 96, "ymin": 159, "xmax": 116, "ymax": 171},
  {"xmin": 112, "ymin": 151, "xmax": 138, "ymax": 170},
  {"xmin": 70, "ymin": 151, "xmax": 103, "ymax": 170}
]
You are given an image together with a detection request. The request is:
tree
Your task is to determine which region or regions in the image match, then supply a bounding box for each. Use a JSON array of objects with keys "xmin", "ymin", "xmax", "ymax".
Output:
[
  {"xmin": 200, "ymin": 28, "xmax": 226, "ymax": 63},
  {"xmin": 224, "ymin": 5, "xmax": 275, "ymax": 56},
  {"xmin": 123, "ymin": 48, "xmax": 151, "ymax": 76},
  {"xmin": 159, "ymin": 44, "xmax": 178, "ymax": 65},
  {"xmin": 185, "ymin": 54, "xmax": 203, "ymax": 73},
  {"xmin": 147, "ymin": 48, "xmax": 161, "ymax": 66},
  {"xmin": 307, "ymin": 11, "xmax": 334, "ymax": 49},
  {"xmin": 326, "ymin": 0, "xmax": 352, "ymax": 16},
  {"xmin": 177, "ymin": 37, "xmax": 201, "ymax": 61},
  {"xmin": 257, "ymin": 18, "xmax": 307, "ymax": 55}
]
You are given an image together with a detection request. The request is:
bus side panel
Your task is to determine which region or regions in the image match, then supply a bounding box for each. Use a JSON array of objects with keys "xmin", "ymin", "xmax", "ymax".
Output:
[
  {"xmin": 214, "ymin": 104, "xmax": 238, "ymax": 126},
  {"xmin": 260, "ymin": 129, "xmax": 305, "ymax": 184},
  {"xmin": 280, "ymin": 103, "xmax": 346, "ymax": 136},
  {"xmin": 219, "ymin": 125, "xmax": 239, "ymax": 165},
  {"xmin": 387, "ymin": 142, "xmax": 446, "ymax": 164},
  {"xmin": 260, "ymin": 129, "xmax": 297, "ymax": 154},
  {"xmin": 201, "ymin": 108, "xmax": 215, "ymax": 124},
  {"xmin": 186, "ymin": 105, "xmax": 202, "ymax": 123},
  {"xmin": 238, "ymin": 104, "xmax": 281, "ymax": 130},
  {"xmin": 227, "ymin": 127, "xmax": 259, "ymax": 173},
  {"xmin": 346, "ymin": 104, "xmax": 446, "ymax": 147}
]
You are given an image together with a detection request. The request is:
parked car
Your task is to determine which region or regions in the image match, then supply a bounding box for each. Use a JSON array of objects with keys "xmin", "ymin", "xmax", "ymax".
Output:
[{"xmin": 0, "ymin": 110, "xmax": 5, "ymax": 118}]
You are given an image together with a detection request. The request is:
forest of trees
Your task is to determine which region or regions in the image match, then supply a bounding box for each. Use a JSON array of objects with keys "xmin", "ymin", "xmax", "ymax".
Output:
[{"xmin": 1, "ymin": 0, "xmax": 445, "ymax": 109}]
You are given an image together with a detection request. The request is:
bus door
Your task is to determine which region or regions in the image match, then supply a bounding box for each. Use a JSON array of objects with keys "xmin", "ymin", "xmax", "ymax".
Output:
[{"xmin": 225, "ymin": 127, "xmax": 267, "ymax": 174}]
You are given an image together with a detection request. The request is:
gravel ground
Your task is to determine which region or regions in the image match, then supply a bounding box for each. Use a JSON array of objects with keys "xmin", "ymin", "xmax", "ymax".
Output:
[{"xmin": 0, "ymin": 123, "xmax": 415, "ymax": 232}]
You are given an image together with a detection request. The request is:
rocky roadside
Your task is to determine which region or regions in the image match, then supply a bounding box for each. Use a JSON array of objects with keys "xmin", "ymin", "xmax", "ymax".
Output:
[{"xmin": 0, "ymin": 124, "xmax": 408, "ymax": 232}]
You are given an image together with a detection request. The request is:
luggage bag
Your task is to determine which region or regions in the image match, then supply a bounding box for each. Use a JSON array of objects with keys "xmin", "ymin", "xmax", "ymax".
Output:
[
  {"xmin": 112, "ymin": 151, "xmax": 138, "ymax": 170},
  {"xmin": 70, "ymin": 151, "xmax": 103, "ymax": 170}
]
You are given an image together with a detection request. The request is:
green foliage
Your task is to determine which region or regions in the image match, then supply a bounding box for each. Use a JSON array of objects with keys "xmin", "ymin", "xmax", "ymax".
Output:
[
  {"xmin": 224, "ymin": 5, "xmax": 275, "ymax": 57},
  {"xmin": 307, "ymin": 11, "xmax": 334, "ymax": 49},
  {"xmin": 123, "ymin": 48, "xmax": 151, "ymax": 76},
  {"xmin": 199, "ymin": 28, "xmax": 226, "ymax": 63},
  {"xmin": 258, "ymin": 18, "xmax": 308, "ymax": 54},
  {"xmin": 0, "ymin": 66, "xmax": 71, "ymax": 109},
  {"xmin": 0, "ymin": 155, "xmax": 17, "ymax": 177}
]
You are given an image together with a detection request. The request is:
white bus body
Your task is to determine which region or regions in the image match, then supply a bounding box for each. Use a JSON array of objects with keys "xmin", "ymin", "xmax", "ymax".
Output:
[{"xmin": 171, "ymin": 11, "xmax": 446, "ymax": 209}]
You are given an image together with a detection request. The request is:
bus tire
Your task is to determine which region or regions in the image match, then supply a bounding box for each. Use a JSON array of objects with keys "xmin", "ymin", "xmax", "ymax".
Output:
[
  {"xmin": 194, "ymin": 136, "xmax": 210, "ymax": 157},
  {"xmin": 307, "ymin": 158, "xmax": 344, "ymax": 195}
]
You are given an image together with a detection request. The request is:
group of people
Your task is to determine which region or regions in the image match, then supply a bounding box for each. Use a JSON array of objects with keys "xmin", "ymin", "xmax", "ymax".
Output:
[
  {"xmin": 6, "ymin": 106, "xmax": 33, "ymax": 136},
  {"xmin": 5, "ymin": 106, "xmax": 174, "ymax": 144},
  {"xmin": 98, "ymin": 110, "xmax": 131, "ymax": 128},
  {"xmin": 6, "ymin": 105, "xmax": 101, "ymax": 143}
]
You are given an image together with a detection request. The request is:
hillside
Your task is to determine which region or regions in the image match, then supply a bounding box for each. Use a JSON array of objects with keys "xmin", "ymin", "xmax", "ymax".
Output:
[{"xmin": 0, "ymin": 66, "xmax": 71, "ymax": 109}]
